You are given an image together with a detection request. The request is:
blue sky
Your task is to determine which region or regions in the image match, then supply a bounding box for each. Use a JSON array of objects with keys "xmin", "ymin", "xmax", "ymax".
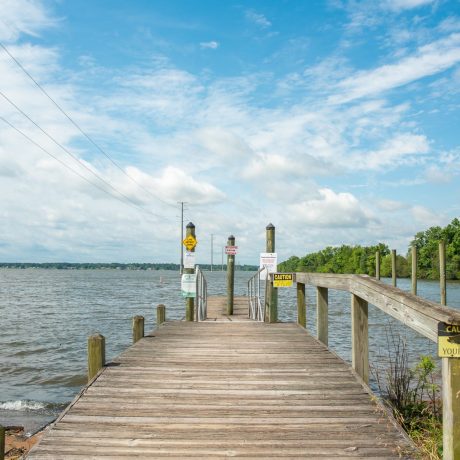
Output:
[{"xmin": 0, "ymin": 0, "xmax": 459, "ymax": 264}]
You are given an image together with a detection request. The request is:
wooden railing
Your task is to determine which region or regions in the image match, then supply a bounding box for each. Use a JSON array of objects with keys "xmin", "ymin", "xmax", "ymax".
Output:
[{"xmin": 292, "ymin": 272, "xmax": 460, "ymax": 460}]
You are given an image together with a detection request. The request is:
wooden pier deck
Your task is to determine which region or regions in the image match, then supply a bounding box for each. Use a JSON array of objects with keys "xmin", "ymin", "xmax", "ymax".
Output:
[{"xmin": 28, "ymin": 299, "xmax": 414, "ymax": 459}]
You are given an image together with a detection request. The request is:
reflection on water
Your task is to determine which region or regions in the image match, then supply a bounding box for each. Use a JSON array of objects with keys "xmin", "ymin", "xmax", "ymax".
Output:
[{"xmin": 0, "ymin": 268, "xmax": 459, "ymax": 430}]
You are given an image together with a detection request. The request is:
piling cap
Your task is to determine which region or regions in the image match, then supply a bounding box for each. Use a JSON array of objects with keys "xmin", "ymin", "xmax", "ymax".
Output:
[
  {"xmin": 266, "ymin": 223, "xmax": 275, "ymax": 230},
  {"xmin": 228, "ymin": 235, "xmax": 235, "ymax": 239},
  {"xmin": 186, "ymin": 222, "xmax": 195, "ymax": 228}
]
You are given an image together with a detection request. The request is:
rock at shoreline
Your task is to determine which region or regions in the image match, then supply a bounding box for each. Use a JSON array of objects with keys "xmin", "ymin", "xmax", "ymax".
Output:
[{"xmin": 5, "ymin": 426, "xmax": 45, "ymax": 459}]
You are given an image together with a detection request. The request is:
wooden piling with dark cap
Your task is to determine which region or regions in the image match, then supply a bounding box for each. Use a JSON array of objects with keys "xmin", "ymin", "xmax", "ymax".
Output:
[
  {"xmin": 157, "ymin": 304, "xmax": 166, "ymax": 326},
  {"xmin": 226, "ymin": 235, "xmax": 235, "ymax": 315},
  {"xmin": 266, "ymin": 223, "xmax": 277, "ymax": 323},
  {"xmin": 439, "ymin": 240, "xmax": 447, "ymax": 306},
  {"xmin": 132, "ymin": 315, "xmax": 144, "ymax": 344},
  {"xmin": 297, "ymin": 282, "xmax": 306, "ymax": 328},
  {"xmin": 375, "ymin": 250, "xmax": 380, "ymax": 280},
  {"xmin": 185, "ymin": 222, "xmax": 196, "ymax": 321},
  {"xmin": 87, "ymin": 333, "xmax": 105, "ymax": 382}
]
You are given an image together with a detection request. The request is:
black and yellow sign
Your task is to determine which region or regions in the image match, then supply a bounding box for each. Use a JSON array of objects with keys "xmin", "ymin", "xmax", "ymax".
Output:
[
  {"xmin": 183, "ymin": 235, "xmax": 197, "ymax": 251},
  {"xmin": 438, "ymin": 322, "xmax": 460, "ymax": 357},
  {"xmin": 273, "ymin": 273, "xmax": 293, "ymax": 288}
]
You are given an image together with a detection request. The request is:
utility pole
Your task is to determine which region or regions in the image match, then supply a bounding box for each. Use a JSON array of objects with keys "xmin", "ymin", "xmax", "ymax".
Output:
[
  {"xmin": 178, "ymin": 201, "xmax": 187, "ymax": 274},
  {"xmin": 211, "ymin": 234, "xmax": 214, "ymax": 272}
]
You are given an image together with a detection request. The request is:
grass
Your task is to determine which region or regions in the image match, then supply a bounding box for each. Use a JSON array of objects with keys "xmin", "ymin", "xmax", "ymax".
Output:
[{"xmin": 373, "ymin": 329, "xmax": 443, "ymax": 459}]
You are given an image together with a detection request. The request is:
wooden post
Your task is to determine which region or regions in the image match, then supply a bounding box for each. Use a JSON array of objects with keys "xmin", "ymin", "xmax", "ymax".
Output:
[
  {"xmin": 351, "ymin": 294, "xmax": 369, "ymax": 384},
  {"xmin": 411, "ymin": 245, "xmax": 417, "ymax": 296},
  {"xmin": 317, "ymin": 287, "xmax": 328, "ymax": 346},
  {"xmin": 375, "ymin": 250, "xmax": 380, "ymax": 280},
  {"xmin": 297, "ymin": 282, "xmax": 306, "ymax": 328},
  {"xmin": 185, "ymin": 222, "xmax": 196, "ymax": 321},
  {"xmin": 226, "ymin": 235, "xmax": 235, "ymax": 315},
  {"xmin": 391, "ymin": 249, "xmax": 397, "ymax": 287},
  {"xmin": 88, "ymin": 333, "xmax": 105, "ymax": 382},
  {"xmin": 157, "ymin": 304, "xmax": 166, "ymax": 326},
  {"xmin": 0, "ymin": 424, "xmax": 5, "ymax": 460},
  {"xmin": 440, "ymin": 240, "xmax": 447, "ymax": 306},
  {"xmin": 132, "ymin": 315, "xmax": 144, "ymax": 344},
  {"xmin": 442, "ymin": 357, "xmax": 460, "ymax": 460},
  {"xmin": 266, "ymin": 223, "xmax": 278, "ymax": 323}
]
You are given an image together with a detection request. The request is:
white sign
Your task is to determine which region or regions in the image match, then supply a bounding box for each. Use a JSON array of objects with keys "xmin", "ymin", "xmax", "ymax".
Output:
[
  {"xmin": 259, "ymin": 252, "xmax": 277, "ymax": 280},
  {"xmin": 184, "ymin": 251, "xmax": 196, "ymax": 269},
  {"xmin": 181, "ymin": 274, "xmax": 196, "ymax": 298},
  {"xmin": 225, "ymin": 245, "xmax": 238, "ymax": 255}
]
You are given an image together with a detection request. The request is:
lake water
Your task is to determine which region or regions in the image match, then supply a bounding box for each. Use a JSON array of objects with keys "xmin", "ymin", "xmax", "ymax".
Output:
[{"xmin": 1, "ymin": 268, "xmax": 459, "ymax": 434}]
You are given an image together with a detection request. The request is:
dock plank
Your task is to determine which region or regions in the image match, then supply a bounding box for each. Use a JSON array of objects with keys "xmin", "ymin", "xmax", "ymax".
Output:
[{"xmin": 28, "ymin": 311, "xmax": 415, "ymax": 458}]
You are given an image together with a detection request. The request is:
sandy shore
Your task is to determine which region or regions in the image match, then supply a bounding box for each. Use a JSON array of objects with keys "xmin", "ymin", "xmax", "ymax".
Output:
[{"xmin": 4, "ymin": 426, "xmax": 46, "ymax": 459}]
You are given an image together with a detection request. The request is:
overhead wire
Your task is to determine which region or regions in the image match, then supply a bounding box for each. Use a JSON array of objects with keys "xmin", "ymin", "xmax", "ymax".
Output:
[
  {"xmin": 0, "ymin": 116, "xmax": 163, "ymax": 219},
  {"xmin": 0, "ymin": 41, "xmax": 176, "ymax": 209}
]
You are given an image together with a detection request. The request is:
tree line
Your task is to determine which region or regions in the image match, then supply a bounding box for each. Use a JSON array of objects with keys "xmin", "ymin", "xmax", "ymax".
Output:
[{"xmin": 278, "ymin": 218, "xmax": 460, "ymax": 280}]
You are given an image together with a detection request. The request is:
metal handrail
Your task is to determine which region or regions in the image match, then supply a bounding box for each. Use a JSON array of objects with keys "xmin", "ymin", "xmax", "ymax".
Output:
[
  {"xmin": 247, "ymin": 267, "xmax": 267, "ymax": 321},
  {"xmin": 195, "ymin": 266, "xmax": 207, "ymax": 321}
]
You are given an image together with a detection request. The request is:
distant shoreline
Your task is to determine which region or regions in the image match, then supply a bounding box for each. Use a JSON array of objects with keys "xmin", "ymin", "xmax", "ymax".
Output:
[{"xmin": 0, "ymin": 262, "xmax": 259, "ymax": 271}]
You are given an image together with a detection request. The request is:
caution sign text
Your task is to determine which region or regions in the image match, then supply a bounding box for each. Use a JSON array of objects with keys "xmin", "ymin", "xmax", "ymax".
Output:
[
  {"xmin": 438, "ymin": 322, "xmax": 460, "ymax": 357},
  {"xmin": 273, "ymin": 273, "xmax": 293, "ymax": 288}
]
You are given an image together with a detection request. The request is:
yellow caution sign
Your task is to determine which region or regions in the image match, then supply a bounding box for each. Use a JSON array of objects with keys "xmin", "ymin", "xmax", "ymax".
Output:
[
  {"xmin": 438, "ymin": 322, "xmax": 460, "ymax": 357},
  {"xmin": 273, "ymin": 273, "xmax": 293, "ymax": 288},
  {"xmin": 183, "ymin": 235, "xmax": 197, "ymax": 251}
]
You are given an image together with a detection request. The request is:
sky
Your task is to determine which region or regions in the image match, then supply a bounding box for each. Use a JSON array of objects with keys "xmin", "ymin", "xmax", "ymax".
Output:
[{"xmin": 0, "ymin": 0, "xmax": 459, "ymax": 264}]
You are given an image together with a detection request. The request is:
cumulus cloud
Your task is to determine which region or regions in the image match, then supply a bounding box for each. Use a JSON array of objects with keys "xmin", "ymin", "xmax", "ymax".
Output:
[
  {"xmin": 200, "ymin": 41, "xmax": 219, "ymax": 49},
  {"xmin": 150, "ymin": 166, "xmax": 226, "ymax": 204},
  {"xmin": 384, "ymin": 0, "xmax": 435, "ymax": 11},
  {"xmin": 288, "ymin": 189, "xmax": 373, "ymax": 228}
]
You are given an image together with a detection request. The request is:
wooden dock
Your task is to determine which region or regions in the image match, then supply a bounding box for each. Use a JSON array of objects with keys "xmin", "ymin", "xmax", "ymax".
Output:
[{"xmin": 28, "ymin": 296, "xmax": 414, "ymax": 459}]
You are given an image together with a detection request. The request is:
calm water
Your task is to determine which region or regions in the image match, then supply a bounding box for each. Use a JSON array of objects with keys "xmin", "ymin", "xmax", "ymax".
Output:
[{"xmin": 1, "ymin": 268, "xmax": 459, "ymax": 433}]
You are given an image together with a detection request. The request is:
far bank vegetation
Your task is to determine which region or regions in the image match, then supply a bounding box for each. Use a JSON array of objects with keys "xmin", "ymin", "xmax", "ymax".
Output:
[{"xmin": 279, "ymin": 218, "xmax": 460, "ymax": 280}]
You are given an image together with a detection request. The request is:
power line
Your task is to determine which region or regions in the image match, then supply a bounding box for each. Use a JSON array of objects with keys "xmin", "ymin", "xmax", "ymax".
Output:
[
  {"xmin": 0, "ymin": 90, "xmax": 168, "ymax": 219},
  {"xmin": 0, "ymin": 41, "xmax": 176, "ymax": 209},
  {"xmin": 0, "ymin": 115, "xmax": 163, "ymax": 219}
]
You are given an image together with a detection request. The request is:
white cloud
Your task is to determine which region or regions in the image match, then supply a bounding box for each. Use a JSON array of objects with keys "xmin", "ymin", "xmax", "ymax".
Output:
[
  {"xmin": 384, "ymin": 0, "xmax": 435, "ymax": 11},
  {"xmin": 0, "ymin": 0, "xmax": 57, "ymax": 42},
  {"xmin": 150, "ymin": 166, "xmax": 226, "ymax": 205},
  {"xmin": 411, "ymin": 205, "xmax": 443, "ymax": 226},
  {"xmin": 245, "ymin": 10, "xmax": 271, "ymax": 28},
  {"xmin": 200, "ymin": 41, "xmax": 219, "ymax": 49},
  {"xmin": 288, "ymin": 189, "xmax": 373, "ymax": 228},
  {"xmin": 349, "ymin": 134, "xmax": 430, "ymax": 170},
  {"xmin": 330, "ymin": 33, "xmax": 460, "ymax": 104}
]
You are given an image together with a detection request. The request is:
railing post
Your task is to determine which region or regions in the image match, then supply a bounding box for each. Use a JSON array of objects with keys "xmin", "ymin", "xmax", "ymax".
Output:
[
  {"xmin": 351, "ymin": 294, "xmax": 369, "ymax": 384},
  {"xmin": 226, "ymin": 235, "xmax": 235, "ymax": 315},
  {"xmin": 391, "ymin": 249, "xmax": 397, "ymax": 287},
  {"xmin": 440, "ymin": 240, "xmax": 447, "ymax": 306},
  {"xmin": 411, "ymin": 245, "xmax": 417, "ymax": 295},
  {"xmin": 375, "ymin": 250, "xmax": 380, "ymax": 280},
  {"xmin": 88, "ymin": 333, "xmax": 105, "ymax": 382},
  {"xmin": 0, "ymin": 424, "xmax": 4, "ymax": 460},
  {"xmin": 185, "ymin": 222, "xmax": 196, "ymax": 321},
  {"xmin": 316, "ymin": 287, "xmax": 328, "ymax": 345},
  {"xmin": 157, "ymin": 304, "xmax": 166, "ymax": 326},
  {"xmin": 297, "ymin": 282, "xmax": 306, "ymax": 328},
  {"xmin": 266, "ymin": 223, "xmax": 277, "ymax": 323},
  {"xmin": 442, "ymin": 357, "xmax": 460, "ymax": 459},
  {"xmin": 132, "ymin": 315, "xmax": 144, "ymax": 344}
]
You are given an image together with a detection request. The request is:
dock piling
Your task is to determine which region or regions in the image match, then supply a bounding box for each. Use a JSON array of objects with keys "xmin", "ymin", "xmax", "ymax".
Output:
[
  {"xmin": 132, "ymin": 315, "xmax": 144, "ymax": 343},
  {"xmin": 440, "ymin": 240, "xmax": 447, "ymax": 305},
  {"xmin": 0, "ymin": 424, "xmax": 4, "ymax": 460},
  {"xmin": 411, "ymin": 245, "xmax": 417, "ymax": 295},
  {"xmin": 296, "ymin": 282, "xmax": 306, "ymax": 328},
  {"xmin": 266, "ymin": 223, "xmax": 277, "ymax": 323},
  {"xmin": 316, "ymin": 286, "xmax": 328, "ymax": 345},
  {"xmin": 88, "ymin": 333, "xmax": 105, "ymax": 382},
  {"xmin": 185, "ymin": 222, "xmax": 196, "ymax": 321},
  {"xmin": 351, "ymin": 294, "xmax": 369, "ymax": 384},
  {"xmin": 391, "ymin": 249, "xmax": 397, "ymax": 287},
  {"xmin": 375, "ymin": 250, "xmax": 380, "ymax": 280},
  {"xmin": 226, "ymin": 235, "xmax": 235, "ymax": 316},
  {"xmin": 157, "ymin": 304, "xmax": 166, "ymax": 325}
]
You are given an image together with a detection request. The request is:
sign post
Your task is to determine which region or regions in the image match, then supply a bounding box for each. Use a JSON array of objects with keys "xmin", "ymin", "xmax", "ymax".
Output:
[
  {"xmin": 226, "ymin": 235, "xmax": 236, "ymax": 315},
  {"xmin": 183, "ymin": 222, "xmax": 196, "ymax": 321}
]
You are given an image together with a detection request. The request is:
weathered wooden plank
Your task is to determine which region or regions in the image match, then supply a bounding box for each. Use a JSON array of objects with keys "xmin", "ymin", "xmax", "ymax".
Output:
[{"xmin": 28, "ymin": 318, "xmax": 414, "ymax": 459}]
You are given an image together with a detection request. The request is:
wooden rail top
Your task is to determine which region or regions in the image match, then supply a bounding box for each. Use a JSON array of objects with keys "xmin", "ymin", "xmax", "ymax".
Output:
[{"xmin": 294, "ymin": 273, "xmax": 460, "ymax": 342}]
